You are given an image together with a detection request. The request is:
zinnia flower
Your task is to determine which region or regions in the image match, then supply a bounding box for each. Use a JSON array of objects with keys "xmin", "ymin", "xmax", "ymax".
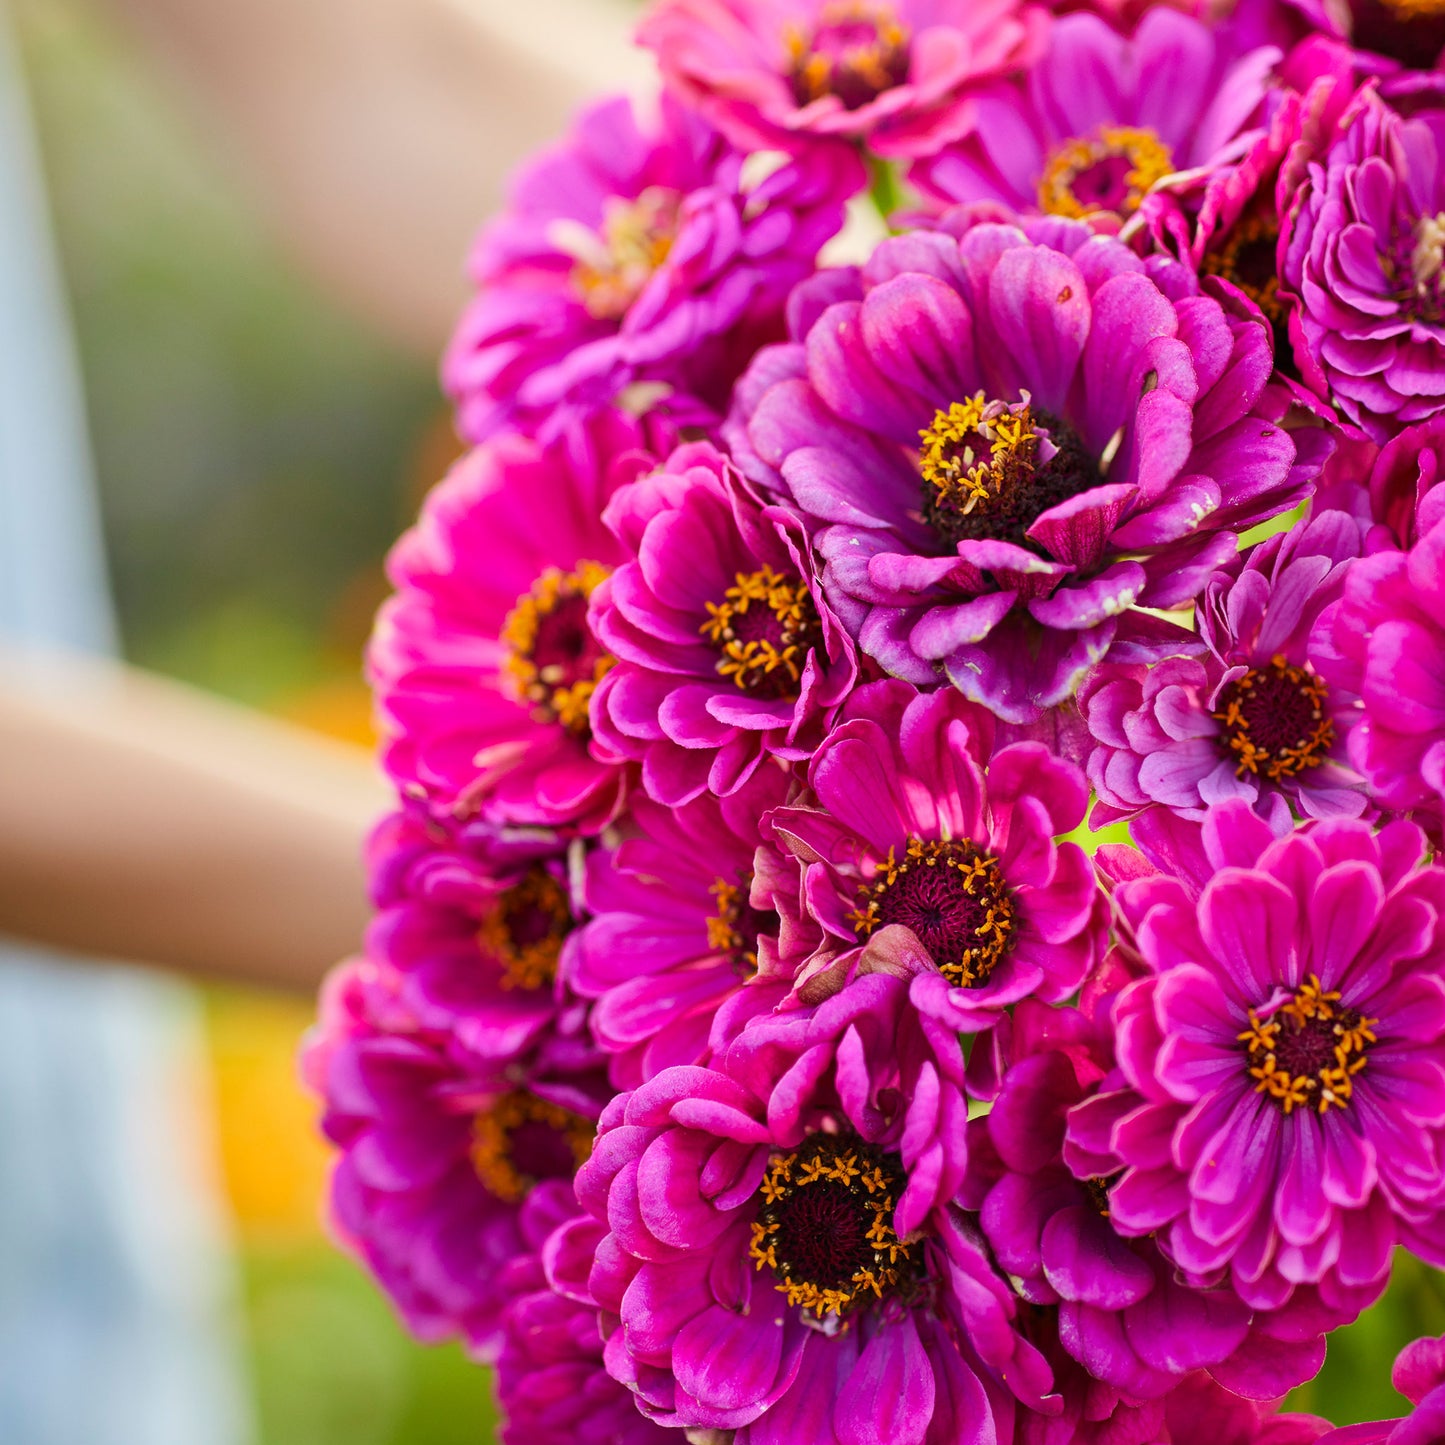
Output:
[
  {"xmin": 1080, "ymin": 510, "xmax": 1367, "ymax": 827},
  {"xmin": 301, "ymin": 960, "xmax": 610, "ymax": 1355},
  {"xmin": 564, "ymin": 763, "xmax": 822, "ymax": 1088},
  {"xmin": 443, "ymin": 93, "xmax": 860, "ymax": 444},
  {"xmin": 370, "ymin": 413, "xmax": 653, "ymax": 832},
  {"xmin": 1279, "ymin": 83, "xmax": 1445, "ymax": 440},
  {"xmin": 728, "ymin": 219, "xmax": 1321, "ymax": 720},
  {"xmin": 636, "ymin": 0, "xmax": 1047, "ymax": 160},
  {"xmin": 1068, "ymin": 799, "xmax": 1445, "ymax": 1325},
  {"xmin": 1318, "ymin": 505, "xmax": 1445, "ymax": 820},
  {"xmin": 911, "ymin": 9, "xmax": 1279, "ymax": 226},
  {"xmin": 573, "ymin": 971, "xmax": 1055, "ymax": 1441},
  {"xmin": 365, "ymin": 805, "xmax": 591, "ymax": 1070},
  {"xmin": 588, "ymin": 440, "xmax": 856, "ymax": 804},
  {"xmin": 769, "ymin": 680, "xmax": 1106, "ymax": 1029}
]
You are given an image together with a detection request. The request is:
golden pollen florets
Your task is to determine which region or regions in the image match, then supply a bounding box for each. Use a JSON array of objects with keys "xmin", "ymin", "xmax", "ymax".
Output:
[
  {"xmin": 1038, "ymin": 126, "xmax": 1175, "ymax": 220},
  {"xmin": 701, "ymin": 563, "xmax": 824, "ymax": 700},
  {"xmin": 470, "ymin": 1091, "xmax": 594, "ymax": 1203}
]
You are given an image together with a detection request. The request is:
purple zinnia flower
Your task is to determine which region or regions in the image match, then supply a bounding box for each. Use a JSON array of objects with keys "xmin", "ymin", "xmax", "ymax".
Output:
[
  {"xmin": 1080, "ymin": 510, "xmax": 1368, "ymax": 826},
  {"xmin": 1068, "ymin": 799, "xmax": 1445, "ymax": 1327},
  {"xmin": 573, "ymin": 971, "xmax": 1056, "ymax": 1441},
  {"xmin": 1318, "ymin": 507, "xmax": 1445, "ymax": 820},
  {"xmin": 443, "ymin": 93, "xmax": 860, "ymax": 444},
  {"xmin": 1279, "ymin": 82, "xmax": 1445, "ymax": 440},
  {"xmin": 301, "ymin": 960, "xmax": 610, "ymax": 1356},
  {"xmin": 1313, "ymin": 1332, "xmax": 1445, "ymax": 1445},
  {"xmin": 769, "ymin": 680, "xmax": 1106, "ymax": 1030},
  {"xmin": 588, "ymin": 441, "xmax": 857, "ymax": 805},
  {"xmin": 911, "ymin": 10, "xmax": 1278, "ymax": 227},
  {"xmin": 729, "ymin": 219, "xmax": 1322, "ymax": 720},
  {"xmin": 636, "ymin": 0, "xmax": 1047, "ymax": 160},
  {"xmin": 564, "ymin": 763, "xmax": 823, "ymax": 1088},
  {"xmin": 493, "ymin": 1184, "xmax": 671, "ymax": 1445},
  {"xmin": 967, "ymin": 1000, "xmax": 1331, "ymax": 1407},
  {"xmin": 364, "ymin": 806, "xmax": 592, "ymax": 1070},
  {"xmin": 370, "ymin": 414, "xmax": 654, "ymax": 833}
]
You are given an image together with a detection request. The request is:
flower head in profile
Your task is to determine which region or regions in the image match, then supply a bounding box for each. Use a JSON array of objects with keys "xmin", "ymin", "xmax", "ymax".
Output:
[
  {"xmin": 1279, "ymin": 83, "xmax": 1445, "ymax": 440},
  {"xmin": 911, "ymin": 10, "xmax": 1278, "ymax": 227},
  {"xmin": 300, "ymin": 960, "xmax": 610, "ymax": 1356},
  {"xmin": 370, "ymin": 413, "xmax": 655, "ymax": 833},
  {"xmin": 730, "ymin": 220, "xmax": 1320, "ymax": 721},
  {"xmin": 564, "ymin": 763, "xmax": 822, "ymax": 1089},
  {"xmin": 1080, "ymin": 510, "xmax": 1368, "ymax": 827},
  {"xmin": 770, "ymin": 680, "xmax": 1106, "ymax": 1030},
  {"xmin": 588, "ymin": 440, "xmax": 857, "ymax": 805},
  {"xmin": 637, "ymin": 0, "xmax": 1047, "ymax": 160},
  {"xmin": 444, "ymin": 93, "xmax": 861, "ymax": 444},
  {"xmin": 574, "ymin": 972, "xmax": 1054, "ymax": 1442},
  {"xmin": 1069, "ymin": 800, "xmax": 1445, "ymax": 1326},
  {"xmin": 1318, "ymin": 505, "xmax": 1445, "ymax": 825}
]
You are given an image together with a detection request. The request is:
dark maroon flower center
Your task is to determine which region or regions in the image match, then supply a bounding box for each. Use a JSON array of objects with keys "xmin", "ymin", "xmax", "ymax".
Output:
[
  {"xmin": 471, "ymin": 1091, "xmax": 593, "ymax": 1202},
  {"xmin": 1240, "ymin": 975, "xmax": 1377, "ymax": 1115},
  {"xmin": 1203, "ymin": 211, "xmax": 1283, "ymax": 322},
  {"xmin": 750, "ymin": 1133, "xmax": 919, "ymax": 1318},
  {"xmin": 785, "ymin": 1, "xmax": 910, "ymax": 110},
  {"xmin": 1352, "ymin": 0, "xmax": 1445, "ymax": 70},
  {"xmin": 707, "ymin": 871, "xmax": 768, "ymax": 973},
  {"xmin": 701, "ymin": 564, "xmax": 824, "ymax": 701},
  {"xmin": 1213, "ymin": 655, "xmax": 1334, "ymax": 781},
  {"xmin": 502, "ymin": 563, "xmax": 614, "ymax": 735},
  {"xmin": 918, "ymin": 395, "xmax": 1103, "ymax": 554},
  {"xmin": 849, "ymin": 837, "xmax": 1016, "ymax": 989},
  {"xmin": 477, "ymin": 866, "xmax": 574, "ymax": 990},
  {"xmin": 1038, "ymin": 127, "xmax": 1174, "ymax": 220}
]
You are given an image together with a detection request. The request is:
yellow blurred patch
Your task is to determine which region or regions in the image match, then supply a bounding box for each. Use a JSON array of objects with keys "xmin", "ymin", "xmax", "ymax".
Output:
[{"xmin": 205, "ymin": 989, "xmax": 333, "ymax": 1238}]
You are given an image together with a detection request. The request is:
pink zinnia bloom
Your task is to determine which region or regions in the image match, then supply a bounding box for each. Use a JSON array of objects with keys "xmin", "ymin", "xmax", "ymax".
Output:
[
  {"xmin": 637, "ymin": 0, "xmax": 1047, "ymax": 159},
  {"xmin": 1070, "ymin": 800, "xmax": 1445, "ymax": 1328},
  {"xmin": 444, "ymin": 93, "xmax": 861, "ymax": 444},
  {"xmin": 769, "ymin": 680, "xmax": 1107, "ymax": 1030},
  {"xmin": 370, "ymin": 413, "xmax": 654, "ymax": 833}
]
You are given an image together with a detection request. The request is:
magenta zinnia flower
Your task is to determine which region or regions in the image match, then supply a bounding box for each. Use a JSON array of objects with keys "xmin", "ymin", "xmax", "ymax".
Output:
[
  {"xmin": 911, "ymin": 10, "xmax": 1278, "ymax": 226},
  {"xmin": 564, "ymin": 764, "xmax": 821, "ymax": 1088},
  {"xmin": 1279, "ymin": 83, "xmax": 1445, "ymax": 440},
  {"xmin": 637, "ymin": 0, "xmax": 1047, "ymax": 160},
  {"xmin": 1080, "ymin": 510, "xmax": 1368, "ymax": 827},
  {"xmin": 769, "ymin": 680, "xmax": 1106, "ymax": 1029},
  {"xmin": 370, "ymin": 413, "xmax": 653, "ymax": 832},
  {"xmin": 588, "ymin": 441, "xmax": 857, "ymax": 804},
  {"xmin": 443, "ymin": 93, "xmax": 859, "ymax": 444},
  {"xmin": 730, "ymin": 220, "xmax": 1320, "ymax": 720},
  {"xmin": 1069, "ymin": 799, "xmax": 1445, "ymax": 1325},
  {"xmin": 301, "ymin": 960, "xmax": 610, "ymax": 1356},
  {"xmin": 574, "ymin": 972, "xmax": 1055, "ymax": 1440},
  {"xmin": 365, "ymin": 806, "xmax": 591, "ymax": 1071},
  {"xmin": 1318, "ymin": 507, "xmax": 1445, "ymax": 820}
]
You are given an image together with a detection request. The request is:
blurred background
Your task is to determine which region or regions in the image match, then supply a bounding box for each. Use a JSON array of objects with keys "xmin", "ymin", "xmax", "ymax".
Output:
[{"xmin": 4, "ymin": 0, "xmax": 1444, "ymax": 1439}]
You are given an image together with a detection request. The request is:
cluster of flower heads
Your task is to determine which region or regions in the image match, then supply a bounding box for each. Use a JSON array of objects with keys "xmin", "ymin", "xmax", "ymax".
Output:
[{"xmin": 304, "ymin": 0, "xmax": 1445, "ymax": 1439}]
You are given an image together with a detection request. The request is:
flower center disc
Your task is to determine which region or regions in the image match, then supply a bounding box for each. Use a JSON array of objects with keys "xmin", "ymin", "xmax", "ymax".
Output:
[
  {"xmin": 1239, "ymin": 975, "xmax": 1377, "ymax": 1114},
  {"xmin": 477, "ymin": 865, "xmax": 574, "ymax": 990},
  {"xmin": 707, "ymin": 871, "xmax": 767, "ymax": 973},
  {"xmin": 1202, "ymin": 212, "xmax": 1283, "ymax": 323},
  {"xmin": 1039, "ymin": 127, "xmax": 1174, "ymax": 220},
  {"xmin": 750, "ymin": 1133, "xmax": 917, "ymax": 1319},
  {"xmin": 1408, "ymin": 213, "xmax": 1445, "ymax": 324},
  {"xmin": 918, "ymin": 395, "xmax": 1103, "ymax": 552},
  {"xmin": 785, "ymin": 1, "xmax": 911, "ymax": 110},
  {"xmin": 849, "ymin": 837, "xmax": 1017, "ymax": 988},
  {"xmin": 502, "ymin": 562, "xmax": 614, "ymax": 734},
  {"xmin": 569, "ymin": 187, "xmax": 682, "ymax": 321},
  {"xmin": 701, "ymin": 564, "xmax": 824, "ymax": 700},
  {"xmin": 1213, "ymin": 655, "xmax": 1334, "ymax": 781},
  {"xmin": 1354, "ymin": 0, "xmax": 1445, "ymax": 69},
  {"xmin": 471, "ymin": 1091, "xmax": 594, "ymax": 1203}
]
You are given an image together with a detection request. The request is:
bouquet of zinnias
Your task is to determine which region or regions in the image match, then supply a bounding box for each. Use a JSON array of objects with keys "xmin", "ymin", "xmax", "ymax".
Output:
[{"xmin": 301, "ymin": 0, "xmax": 1445, "ymax": 1439}]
